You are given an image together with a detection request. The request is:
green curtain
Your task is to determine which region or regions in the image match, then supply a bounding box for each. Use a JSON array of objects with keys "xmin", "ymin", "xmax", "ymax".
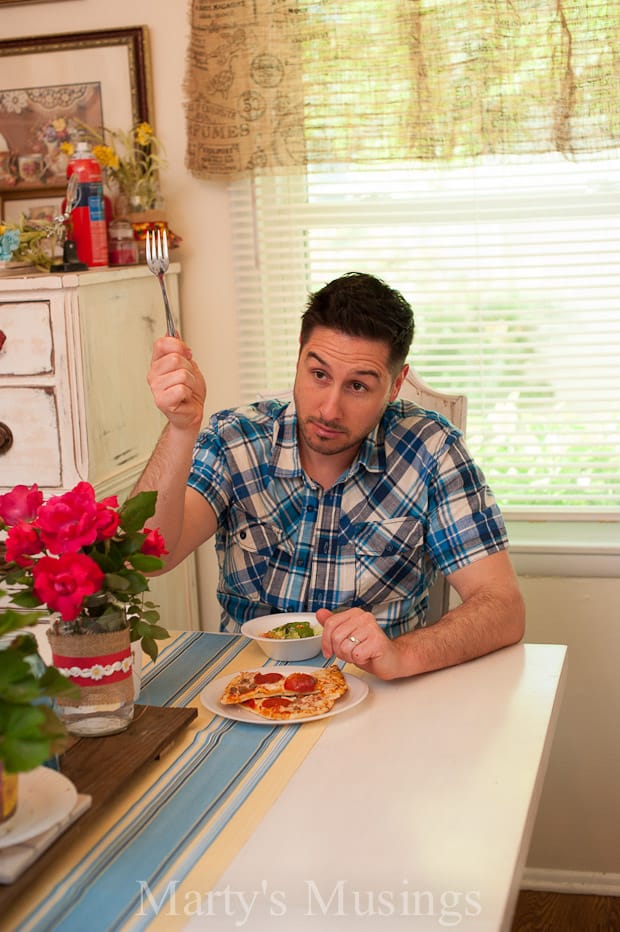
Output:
[{"xmin": 184, "ymin": 0, "xmax": 620, "ymax": 179}]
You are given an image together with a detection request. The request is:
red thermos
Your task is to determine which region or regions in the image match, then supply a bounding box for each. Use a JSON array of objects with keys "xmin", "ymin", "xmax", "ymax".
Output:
[{"xmin": 66, "ymin": 142, "xmax": 108, "ymax": 267}]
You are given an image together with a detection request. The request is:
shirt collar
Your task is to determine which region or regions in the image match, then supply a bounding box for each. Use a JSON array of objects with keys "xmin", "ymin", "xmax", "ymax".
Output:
[{"xmin": 270, "ymin": 402, "xmax": 387, "ymax": 480}]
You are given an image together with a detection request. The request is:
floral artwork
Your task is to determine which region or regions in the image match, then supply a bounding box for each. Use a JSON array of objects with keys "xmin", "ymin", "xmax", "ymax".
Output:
[
  {"xmin": 0, "ymin": 482, "xmax": 170, "ymax": 661},
  {"xmin": 0, "ymin": 82, "xmax": 103, "ymax": 191}
]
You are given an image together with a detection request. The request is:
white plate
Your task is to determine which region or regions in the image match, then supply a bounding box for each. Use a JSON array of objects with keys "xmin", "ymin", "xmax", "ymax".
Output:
[
  {"xmin": 201, "ymin": 665, "xmax": 369, "ymax": 725},
  {"xmin": 0, "ymin": 767, "xmax": 77, "ymax": 848}
]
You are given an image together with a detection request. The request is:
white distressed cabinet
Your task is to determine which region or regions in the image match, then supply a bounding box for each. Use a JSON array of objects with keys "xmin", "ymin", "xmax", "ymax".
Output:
[{"xmin": 0, "ymin": 263, "xmax": 199, "ymax": 631}]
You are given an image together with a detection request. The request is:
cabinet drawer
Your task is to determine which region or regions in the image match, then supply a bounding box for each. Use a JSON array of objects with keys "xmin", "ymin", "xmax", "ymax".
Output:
[
  {"xmin": 0, "ymin": 387, "xmax": 61, "ymax": 485},
  {"xmin": 0, "ymin": 302, "xmax": 53, "ymax": 375}
]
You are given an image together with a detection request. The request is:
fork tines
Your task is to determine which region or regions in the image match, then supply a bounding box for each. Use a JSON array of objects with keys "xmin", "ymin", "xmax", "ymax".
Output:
[{"xmin": 145, "ymin": 227, "xmax": 169, "ymax": 269}]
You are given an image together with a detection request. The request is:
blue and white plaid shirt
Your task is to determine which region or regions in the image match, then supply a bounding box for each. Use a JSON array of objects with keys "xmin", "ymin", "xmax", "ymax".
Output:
[{"xmin": 189, "ymin": 399, "xmax": 508, "ymax": 636}]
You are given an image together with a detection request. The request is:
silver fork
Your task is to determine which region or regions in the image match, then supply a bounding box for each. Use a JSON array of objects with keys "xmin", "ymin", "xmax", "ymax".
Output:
[{"xmin": 145, "ymin": 228, "xmax": 178, "ymax": 337}]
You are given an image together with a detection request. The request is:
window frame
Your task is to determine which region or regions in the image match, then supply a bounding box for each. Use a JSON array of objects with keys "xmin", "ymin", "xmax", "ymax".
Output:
[{"xmin": 229, "ymin": 156, "xmax": 620, "ymax": 569}]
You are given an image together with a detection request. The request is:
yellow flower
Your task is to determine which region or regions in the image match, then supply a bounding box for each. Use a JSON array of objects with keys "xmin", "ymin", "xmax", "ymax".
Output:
[
  {"xmin": 60, "ymin": 141, "xmax": 74, "ymax": 156},
  {"xmin": 52, "ymin": 117, "xmax": 67, "ymax": 134},
  {"xmin": 134, "ymin": 122, "xmax": 154, "ymax": 146},
  {"xmin": 76, "ymin": 120, "xmax": 166, "ymax": 210},
  {"xmin": 93, "ymin": 144, "xmax": 120, "ymax": 171}
]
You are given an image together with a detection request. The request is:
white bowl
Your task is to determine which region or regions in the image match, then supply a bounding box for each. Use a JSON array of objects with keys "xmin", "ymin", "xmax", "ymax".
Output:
[{"xmin": 240, "ymin": 613, "xmax": 323, "ymax": 661}]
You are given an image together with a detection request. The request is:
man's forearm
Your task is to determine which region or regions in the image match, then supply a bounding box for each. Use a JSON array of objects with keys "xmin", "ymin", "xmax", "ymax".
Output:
[
  {"xmin": 385, "ymin": 584, "xmax": 525, "ymax": 679},
  {"xmin": 132, "ymin": 422, "xmax": 199, "ymax": 566}
]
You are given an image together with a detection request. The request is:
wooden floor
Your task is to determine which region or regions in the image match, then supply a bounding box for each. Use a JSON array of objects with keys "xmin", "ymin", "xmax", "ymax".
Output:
[{"xmin": 511, "ymin": 890, "xmax": 620, "ymax": 931}]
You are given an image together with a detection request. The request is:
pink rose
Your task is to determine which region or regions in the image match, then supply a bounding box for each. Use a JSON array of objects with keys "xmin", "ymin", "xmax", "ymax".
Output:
[
  {"xmin": 32, "ymin": 552, "xmax": 105, "ymax": 621},
  {"xmin": 35, "ymin": 482, "xmax": 117, "ymax": 554},
  {"xmin": 141, "ymin": 527, "xmax": 168, "ymax": 558},
  {"xmin": 0, "ymin": 484, "xmax": 43, "ymax": 526},
  {"xmin": 4, "ymin": 522, "xmax": 42, "ymax": 567}
]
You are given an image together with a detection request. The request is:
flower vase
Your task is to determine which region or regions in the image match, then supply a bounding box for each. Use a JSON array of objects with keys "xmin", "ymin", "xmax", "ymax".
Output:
[{"xmin": 47, "ymin": 626, "xmax": 134, "ymax": 737}]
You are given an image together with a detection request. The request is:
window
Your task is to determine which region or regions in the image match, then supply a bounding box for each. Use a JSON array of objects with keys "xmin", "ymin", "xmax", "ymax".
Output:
[{"xmin": 229, "ymin": 153, "xmax": 620, "ymax": 516}]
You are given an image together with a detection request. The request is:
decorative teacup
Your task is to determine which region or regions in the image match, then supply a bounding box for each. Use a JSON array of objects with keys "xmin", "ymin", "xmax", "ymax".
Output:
[{"xmin": 18, "ymin": 153, "xmax": 44, "ymax": 183}]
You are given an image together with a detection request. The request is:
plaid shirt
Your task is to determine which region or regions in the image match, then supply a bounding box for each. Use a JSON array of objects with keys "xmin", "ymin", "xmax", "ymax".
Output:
[{"xmin": 188, "ymin": 399, "xmax": 508, "ymax": 636}]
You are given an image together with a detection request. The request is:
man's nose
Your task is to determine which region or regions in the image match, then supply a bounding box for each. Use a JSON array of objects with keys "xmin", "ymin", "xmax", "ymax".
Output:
[{"xmin": 319, "ymin": 386, "xmax": 342, "ymax": 421}]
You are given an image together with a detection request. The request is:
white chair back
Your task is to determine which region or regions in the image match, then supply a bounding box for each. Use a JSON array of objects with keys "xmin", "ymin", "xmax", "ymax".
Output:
[
  {"xmin": 399, "ymin": 370, "xmax": 467, "ymax": 623},
  {"xmin": 399, "ymin": 369, "xmax": 467, "ymax": 436}
]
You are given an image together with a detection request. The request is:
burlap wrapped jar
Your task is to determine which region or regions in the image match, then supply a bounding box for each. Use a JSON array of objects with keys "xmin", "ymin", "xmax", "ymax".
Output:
[{"xmin": 47, "ymin": 626, "xmax": 134, "ymax": 737}]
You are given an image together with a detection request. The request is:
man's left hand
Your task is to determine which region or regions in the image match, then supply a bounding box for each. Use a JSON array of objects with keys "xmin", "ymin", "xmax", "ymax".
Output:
[{"xmin": 316, "ymin": 607, "xmax": 400, "ymax": 679}]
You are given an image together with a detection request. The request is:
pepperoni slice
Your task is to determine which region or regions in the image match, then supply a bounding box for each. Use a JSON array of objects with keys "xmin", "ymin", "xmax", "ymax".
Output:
[
  {"xmin": 262, "ymin": 696, "xmax": 293, "ymax": 709},
  {"xmin": 283, "ymin": 673, "xmax": 316, "ymax": 693},
  {"xmin": 243, "ymin": 698, "xmax": 257, "ymax": 708},
  {"xmin": 253, "ymin": 672, "xmax": 284, "ymax": 685}
]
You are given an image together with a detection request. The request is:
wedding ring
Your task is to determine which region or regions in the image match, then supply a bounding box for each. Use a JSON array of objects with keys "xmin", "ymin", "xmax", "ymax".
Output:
[{"xmin": 348, "ymin": 635, "xmax": 361, "ymax": 645}]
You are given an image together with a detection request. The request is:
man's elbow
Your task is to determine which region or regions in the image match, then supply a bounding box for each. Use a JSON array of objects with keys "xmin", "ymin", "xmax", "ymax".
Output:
[{"xmin": 506, "ymin": 587, "xmax": 526, "ymax": 646}]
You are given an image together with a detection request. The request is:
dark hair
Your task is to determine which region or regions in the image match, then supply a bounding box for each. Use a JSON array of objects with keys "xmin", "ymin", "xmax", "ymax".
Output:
[{"xmin": 300, "ymin": 272, "xmax": 415, "ymax": 372}]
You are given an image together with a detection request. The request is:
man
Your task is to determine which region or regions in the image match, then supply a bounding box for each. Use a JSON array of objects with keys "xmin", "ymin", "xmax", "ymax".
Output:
[{"xmin": 135, "ymin": 272, "xmax": 524, "ymax": 680}]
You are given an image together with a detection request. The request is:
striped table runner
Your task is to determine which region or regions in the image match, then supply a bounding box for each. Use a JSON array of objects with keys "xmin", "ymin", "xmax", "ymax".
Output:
[{"xmin": 10, "ymin": 633, "xmax": 330, "ymax": 932}]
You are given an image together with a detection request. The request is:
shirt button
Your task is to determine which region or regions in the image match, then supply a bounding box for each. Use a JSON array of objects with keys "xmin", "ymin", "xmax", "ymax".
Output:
[
  {"xmin": 306, "ymin": 505, "xmax": 315, "ymax": 513},
  {"xmin": 322, "ymin": 541, "xmax": 329, "ymax": 554},
  {"xmin": 297, "ymin": 558, "xmax": 305, "ymax": 566}
]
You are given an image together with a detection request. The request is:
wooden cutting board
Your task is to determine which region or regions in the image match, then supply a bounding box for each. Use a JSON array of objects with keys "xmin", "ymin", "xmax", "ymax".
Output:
[{"xmin": 0, "ymin": 704, "xmax": 197, "ymax": 901}]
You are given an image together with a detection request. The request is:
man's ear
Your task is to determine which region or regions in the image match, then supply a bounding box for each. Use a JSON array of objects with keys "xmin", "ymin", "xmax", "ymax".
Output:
[{"xmin": 390, "ymin": 364, "xmax": 409, "ymax": 401}]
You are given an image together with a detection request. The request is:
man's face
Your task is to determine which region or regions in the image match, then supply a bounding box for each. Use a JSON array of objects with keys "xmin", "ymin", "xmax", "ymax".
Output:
[{"xmin": 293, "ymin": 326, "xmax": 407, "ymax": 463}]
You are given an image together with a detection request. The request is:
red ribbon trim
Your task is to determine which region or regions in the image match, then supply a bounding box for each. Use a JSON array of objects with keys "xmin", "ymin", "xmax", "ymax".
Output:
[{"xmin": 51, "ymin": 647, "xmax": 132, "ymax": 687}]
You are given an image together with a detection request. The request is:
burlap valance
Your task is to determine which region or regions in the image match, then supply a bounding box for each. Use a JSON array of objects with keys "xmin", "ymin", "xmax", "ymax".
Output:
[{"xmin": 184, "ymin": 0, "xmax": 620, "ymax": 180}]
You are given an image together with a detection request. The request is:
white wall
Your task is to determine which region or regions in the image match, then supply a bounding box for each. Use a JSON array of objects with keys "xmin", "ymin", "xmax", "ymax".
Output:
[
  {"xmin": 521, "ymin": 575, "xmax": 620, "ymax": 888},
  {"xmin": 3, "ymin": 0, "xmax": 619, "ymax": 890}
]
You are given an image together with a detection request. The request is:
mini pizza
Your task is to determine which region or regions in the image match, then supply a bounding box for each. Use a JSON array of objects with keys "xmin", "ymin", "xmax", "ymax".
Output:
[
  {"xmin": 242, "ymin": 692, "xmax": 335, "ymax": 720},
  {"xmin": 220, "ymin": 670, "xmax": 292, "ymax": 705},
  {"xmin": 313, "ymin": 665, "xmax": 349, "ymax": 702},
  {"xmin": 220, "ymin": 665, "xmax": 347, "ymax": 708}
]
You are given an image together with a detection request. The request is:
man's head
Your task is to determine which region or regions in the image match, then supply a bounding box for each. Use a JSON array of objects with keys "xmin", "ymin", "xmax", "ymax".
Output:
[
  {"xmin": 299, "ymin": 272, "xmax": 415, "ymax": 375},
  {"xmin": 294, "ymin": 274, "xmax": 415, "ymax": 483}
]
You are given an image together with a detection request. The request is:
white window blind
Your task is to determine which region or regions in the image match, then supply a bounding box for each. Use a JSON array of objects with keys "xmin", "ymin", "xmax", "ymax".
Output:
[{"xmin": 229, "ymin": 154, "xmax": 620, "ymax": 514}]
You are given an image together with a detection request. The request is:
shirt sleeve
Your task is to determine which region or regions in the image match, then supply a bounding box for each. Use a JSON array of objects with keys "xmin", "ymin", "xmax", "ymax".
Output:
[
  {"xmin": 187, "ymin": 416, "xmax": 234, "ymax": 521},
  {"xmin": 426, "ymin": 433, "xmax": 509, "ymax": 576}
]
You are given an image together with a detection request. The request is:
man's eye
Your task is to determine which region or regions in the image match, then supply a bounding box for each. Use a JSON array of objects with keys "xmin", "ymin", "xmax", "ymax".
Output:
[
  {"xmin": 351, "ymin": 381, "xmax": 367, "ymax": 393},
  {"xmin": 313, "ymin": 370, "xmax": 327, "ymax": 381}
]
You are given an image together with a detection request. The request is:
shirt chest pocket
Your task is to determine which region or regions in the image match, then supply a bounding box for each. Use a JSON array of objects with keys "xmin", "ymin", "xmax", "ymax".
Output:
[
  {"xmin": 353, "ymin": 517, "xmax": 426, "ymax": 604},
  {"xmin": 223, "ymin": 517, "xmax": 296, "ymax": 602},
  {"xmin": 235, "ymin": 520, "xmax": 282, "ymax": 556}
]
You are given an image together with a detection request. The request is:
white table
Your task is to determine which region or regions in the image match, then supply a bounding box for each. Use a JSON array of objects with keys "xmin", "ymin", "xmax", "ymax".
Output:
[{"xmin": 196, "ymin": 643, "xmax": 566, "ymax": 931}]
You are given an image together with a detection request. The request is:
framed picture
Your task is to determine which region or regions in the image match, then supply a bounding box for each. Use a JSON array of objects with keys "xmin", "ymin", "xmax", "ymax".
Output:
[
  {"xmin": 1, "ymin": 194, "xmax": 63, "ymax": 223},
  {"xmin": 0, "ymin": 27, "xmax": 152, "ymax": 198}
]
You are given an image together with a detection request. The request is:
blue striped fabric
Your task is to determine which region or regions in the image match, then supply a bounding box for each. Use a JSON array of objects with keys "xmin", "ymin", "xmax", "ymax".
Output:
[{"xmin": 18, "ymin": 633, "xmax": 325, "ymax": 932}]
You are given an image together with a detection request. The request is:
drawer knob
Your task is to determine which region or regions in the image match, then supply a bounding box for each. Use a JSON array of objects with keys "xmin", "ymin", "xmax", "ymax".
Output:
[{"xmin": 0, "ymin": 422, "xmax": 13, "ymax": 455}]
